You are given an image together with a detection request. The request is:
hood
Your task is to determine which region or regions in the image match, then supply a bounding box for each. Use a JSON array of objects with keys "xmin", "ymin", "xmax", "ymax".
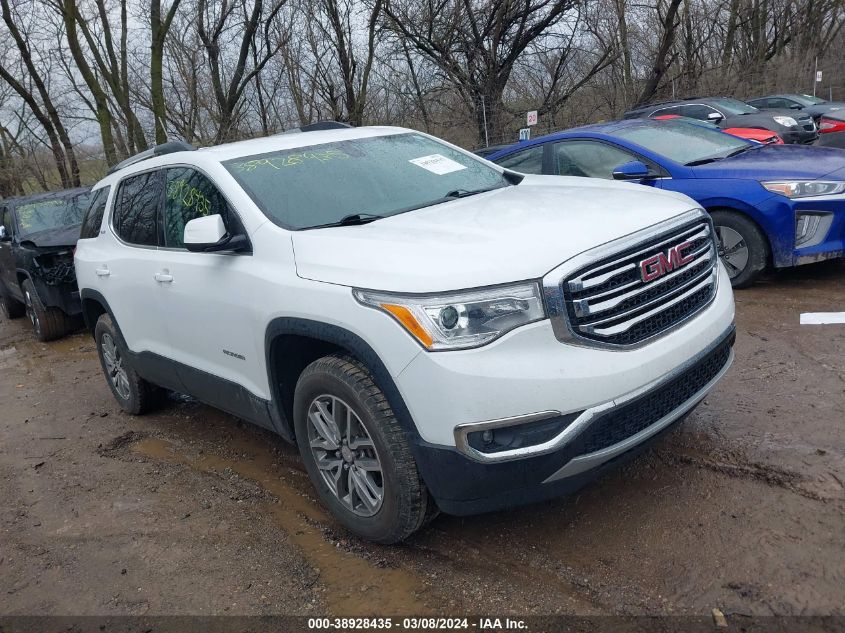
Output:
[
  {"xmin": 813, "ymin": 104, "xmax": 845, "ymax": 120},
  {"xmin": 726, "ymin": 108, "xmax": 812, "ymax": 126},
  {"xmin": 692, "ymin": 145, "xmax": 845, "ymax": 180},
  {"xmin": 19, "ymin": 224, "xmax": 80, "ymax": 249},
  {"xmin": 292, "ymin": 178, "xmax": 700, "ymax": 293}
]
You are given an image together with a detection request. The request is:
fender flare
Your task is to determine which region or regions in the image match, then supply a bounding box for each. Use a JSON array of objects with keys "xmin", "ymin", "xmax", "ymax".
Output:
[
  {"xmin": 79, "ymin": 288, "xmax": 119, "ymax": 337},
  {"xmin": 264, "ymin": 317, "xmax": 422, "ymax": 444}
]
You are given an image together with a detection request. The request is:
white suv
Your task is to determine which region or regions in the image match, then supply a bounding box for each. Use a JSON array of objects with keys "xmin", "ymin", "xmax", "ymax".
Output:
[{"xmin": 75, "ymin": 124, "xmax": 735, "ymax": 543}]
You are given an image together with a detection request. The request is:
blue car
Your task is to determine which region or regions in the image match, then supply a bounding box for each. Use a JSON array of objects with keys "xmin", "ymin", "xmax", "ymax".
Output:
[{"xmin": 487, "ymin": 119, "xmax": 845, "ymax": 286}]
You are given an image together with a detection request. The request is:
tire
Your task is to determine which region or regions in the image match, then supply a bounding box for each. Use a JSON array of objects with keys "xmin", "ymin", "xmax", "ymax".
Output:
[
  {"xmin": 94, "ymin": 313, "xmax": 161, "ymax": 415},
  {"xmin": 0, "ymin": 284, "xmax": 25, "ymax": 319},
  {"xmin": 293, "ymin": 354, "xmax": 432, "ymax": 544},
  {"xmin": 21, "ymin": 279, "xmax": 68, "ymax": 341},
  {"xmin": 710, "ymin": 210, "xmax": 769, "ymax": 288}
]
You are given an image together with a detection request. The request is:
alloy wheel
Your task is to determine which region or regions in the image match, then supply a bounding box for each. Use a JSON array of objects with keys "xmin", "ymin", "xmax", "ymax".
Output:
[
  {"xmin": 306, "ymin": 394, "xmax": 384, "ymax": 517},
  {"xmin": 101, "ymin": 332, "xmax": 131, "ymax": 400},
  {"xmin": 24, "ymin": 289, "xmax": 40, "ymax": 335},
  {"xmin": 715, "ymin": 225, "xmax": 749, "ymax": 279}
]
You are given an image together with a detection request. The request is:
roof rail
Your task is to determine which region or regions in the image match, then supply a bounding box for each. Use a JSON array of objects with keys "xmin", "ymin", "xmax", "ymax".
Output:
[
  {"xmin": 107, "ymin": 140, "xmax": 195, "ymax": 175},
  {"xmin": 281, "ymin": 121, "xmax": 353, "ymax": 134}
]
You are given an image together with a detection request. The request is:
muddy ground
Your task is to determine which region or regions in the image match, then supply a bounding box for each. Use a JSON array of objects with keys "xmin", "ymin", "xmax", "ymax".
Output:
[{"xmin": 1, "ymin": 261, "xmax": 843, "ymax": 619}]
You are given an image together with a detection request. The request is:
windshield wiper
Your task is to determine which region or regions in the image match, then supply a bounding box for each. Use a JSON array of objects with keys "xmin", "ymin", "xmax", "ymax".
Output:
[
  {"xmin": 724, "ymin": 145, "xmax": 758, "ymax": 158},
  {"xmin": 306, "ymin": 213, "xmax": 384, "ymax": 229},
  {"xmin": 686, "ymin": 143, "xmax": 760, "ymax": 166},
  {"xmin": 444, "ymin": 185, "xmax": 502, "ymax": 199},
  {"xmin": 684, "ymin": 156, "xmax": 721, "ymax": 166}
]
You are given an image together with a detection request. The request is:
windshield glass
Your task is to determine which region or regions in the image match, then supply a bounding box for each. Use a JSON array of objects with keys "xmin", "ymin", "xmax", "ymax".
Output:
[
  {"xmin": 712, "ymin": 98, "xmax": 759, "ymax": 115},
  {"xmin": 796, "ymin": 94, "xmax": 826, "ymax": 105},
  {"xmin": 614, "ymin": 120, "xmax": 753, "ymax": 165},
  {"xmin": 224, "ymin": 133, "xmax": 508, "ymax": 230},
  {"xmin": 15, "ymin": 193, "xmax": 88, "ymax": 235}
]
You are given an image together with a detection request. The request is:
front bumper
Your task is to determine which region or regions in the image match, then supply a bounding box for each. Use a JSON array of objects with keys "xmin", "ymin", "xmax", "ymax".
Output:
[
  {"xmin": 32, "ymin": 278, "xmax": 82, "ymax": 316},
  {"xmin": 410, "ymin": 325, "xmax": 734, "ymax": 515},
  {"xmin": 780, "ymin": 127, "xmax": 819, "ymax": 145},
  {"xmin": 393, "ymin": 261, "xmax": 735, "ymax": 514},
  {"xmin": 767, "ymin": 194, "xmax": 845, "ymax": 268}
]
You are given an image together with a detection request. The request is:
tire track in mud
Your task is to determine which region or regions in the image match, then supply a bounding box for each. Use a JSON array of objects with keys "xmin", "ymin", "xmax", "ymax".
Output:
[
  {"xmin": 126, "ymin": 435, "xmax": 433, "ymax": 616},
  {"xmin": 660, "ymin": 449, "xmax": 845, "ymax": 503},
  {"xmin": 115, "ymin": 429, "xmax": 603, "ymax": 615}
]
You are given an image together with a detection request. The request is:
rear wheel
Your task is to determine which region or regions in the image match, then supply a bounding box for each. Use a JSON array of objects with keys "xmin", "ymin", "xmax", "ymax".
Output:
[
  {"xmin": 293, "ymin": 354, "xmax": 432, "ymax": 543},
  {"xmin": 710, "ymin": 210, "xmax": 768, "ymax": 288},
  {"xmin": 94, "ymin": 314, "xmax": 162, "ymax": 415},
  {"xmin": 22, "ymin": 279, "xmax": 68, "ymax": 341},
  {"xmin": 0, "ymin": 284, "xmax": 25, "ymax": 319}
]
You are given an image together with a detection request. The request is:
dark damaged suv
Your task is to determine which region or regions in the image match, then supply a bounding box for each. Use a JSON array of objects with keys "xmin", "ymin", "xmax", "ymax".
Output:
[{"xmin": 0, "ymin": 187, "xmax": 90, "ymax": 340}]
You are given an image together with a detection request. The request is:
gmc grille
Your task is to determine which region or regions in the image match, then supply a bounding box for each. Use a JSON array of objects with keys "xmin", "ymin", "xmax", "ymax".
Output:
[{"xmin": 546, "ymin": 213, "xmax": 718, "ymax": 347}]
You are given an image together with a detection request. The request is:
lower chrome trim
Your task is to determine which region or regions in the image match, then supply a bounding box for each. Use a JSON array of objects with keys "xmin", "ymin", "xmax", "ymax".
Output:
[
  {"xmin": 543, "ymin": 347, "xmax": 733, "ymax": 483},
  {"xmin": 453, "ymin": 323, "xmax": 735, "ymax": 464},
  {"xmin": 454, "ymin": 410, "xmax": 562, "ymax": 463}
]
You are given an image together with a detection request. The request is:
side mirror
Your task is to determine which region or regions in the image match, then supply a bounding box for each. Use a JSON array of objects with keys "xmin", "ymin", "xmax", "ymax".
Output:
[
  {"xmin": 790, "ymin": 103, "xmax": 802, "ymax": 110},
  {"xmin": 707, "ymin": 112, "xmax": 723, "ymax": 122},
  {"xmin": 0, "ymin": 225, "xmax": 8, "ymax": 241},
  {"xmin": 612, "ymin": 161, "xmax": 653, "ymax": 181},
  {"xmin": 184, "ymin": 214, "xmax": 249, "ymax": 253}
]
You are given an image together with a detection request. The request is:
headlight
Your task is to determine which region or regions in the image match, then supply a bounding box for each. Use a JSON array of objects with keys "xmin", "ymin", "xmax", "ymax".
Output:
[
  {"xmin": 762, "ymin": 181, "xmax": 845, "ymax": 198},
  {"xmin": 353, "ymin": 282, "xmax": 546, "ymax": 350},
  {"xmin": 773, "ymin": 116, "xmax": 798, "ymax": 127}
]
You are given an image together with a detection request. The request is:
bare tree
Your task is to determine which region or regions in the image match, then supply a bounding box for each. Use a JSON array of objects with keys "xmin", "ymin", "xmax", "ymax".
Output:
[
  {"xmin": 0, "ymin": 0, "xmax": 80, "ymax": 187},
  {"xmin": 196, "ymin": 0, "xmax": 287, "ymax": 142},
  {"xmin": 151, "ymin": 0, "xmax": 184, "ymax": 143},
  {"xmin": 383, "ymin": 0, "xmax": 581, "ymax": 144}
]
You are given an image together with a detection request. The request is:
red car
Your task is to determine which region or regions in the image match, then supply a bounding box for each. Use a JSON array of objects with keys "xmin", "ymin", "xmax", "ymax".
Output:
[{"xmin": 653, "ymin": 114, "xmax": 784, "ymax": 144}]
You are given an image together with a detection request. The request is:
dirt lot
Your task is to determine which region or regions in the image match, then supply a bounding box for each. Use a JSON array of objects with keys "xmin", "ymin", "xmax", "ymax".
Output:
[{"xmin": 1, "ymin": 261, "xmax": 843, "ymax": 619}]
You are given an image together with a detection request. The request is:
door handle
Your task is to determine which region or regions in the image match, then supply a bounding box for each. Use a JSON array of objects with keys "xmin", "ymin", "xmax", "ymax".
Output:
[
  {"xmin": 154, "ymin": 271, "xmax": 173, "ymax": 283},
  {"xmin": 95, "ymin": 267, "xmax": 110, "ymax": 277}
]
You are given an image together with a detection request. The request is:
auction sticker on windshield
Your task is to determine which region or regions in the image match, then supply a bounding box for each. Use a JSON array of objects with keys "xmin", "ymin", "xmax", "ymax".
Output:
[{"xmin": 409, "ymin": 154, "xmax": 468, "ymax": 175}]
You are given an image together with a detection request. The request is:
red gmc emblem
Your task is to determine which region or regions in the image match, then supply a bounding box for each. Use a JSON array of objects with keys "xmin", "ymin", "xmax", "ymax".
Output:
[{"xmin": 640, "ymin": 241, "xmax": 694, "ymax": 282}]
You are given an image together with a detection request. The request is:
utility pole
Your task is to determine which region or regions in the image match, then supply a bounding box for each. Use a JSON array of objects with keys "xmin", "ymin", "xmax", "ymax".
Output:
[{"xmin": 813, "ymin": 57, "xmax": 818, "ymax": 97}]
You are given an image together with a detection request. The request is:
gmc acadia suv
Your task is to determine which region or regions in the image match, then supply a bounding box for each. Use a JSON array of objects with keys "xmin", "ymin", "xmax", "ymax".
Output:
[{"xmin": 74, "ymin": 125, "xmax": 736, "ymax": 543}]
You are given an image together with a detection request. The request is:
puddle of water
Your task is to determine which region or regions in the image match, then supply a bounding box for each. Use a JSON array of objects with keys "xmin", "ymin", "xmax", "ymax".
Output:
[{"xmin": 132, "ymin": 437, "xmax": 431, "ymax": 616}]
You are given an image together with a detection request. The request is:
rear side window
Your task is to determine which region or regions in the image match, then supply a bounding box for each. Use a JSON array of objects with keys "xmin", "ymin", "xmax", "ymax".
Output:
[
  {"xmin": 114, "ymin": 172, "xmax": 161, "ymax": 246},
  {"xmin": 554, "ymin": 141, "xmax": 639, "ymax": 179},
  {"xmin": 80, "ymin": 186, "xmax": 111, "ymax": 239},
  {"xmin": 651, "ymin": 106, "xmax": 682, "ymax": 117},
  {"xmin": 680, "ymin": 104, "xmax": 719, "ymax": 120},
  {"xmin": 494, "ymin": 145, "xmax": 545, "ymax": 174},
  {"xmin": 163, "ymin": 168, "xmax": 236, "ymax": 248}
]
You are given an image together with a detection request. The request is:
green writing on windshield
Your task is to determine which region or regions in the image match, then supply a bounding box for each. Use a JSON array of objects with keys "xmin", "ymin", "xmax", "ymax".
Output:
[{"xmin": 232, "ymin": 149, "xmax": 348, "ymax": 172}]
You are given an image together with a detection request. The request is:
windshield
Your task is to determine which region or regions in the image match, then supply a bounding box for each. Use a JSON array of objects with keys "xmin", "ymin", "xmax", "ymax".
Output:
[
  {"xmin": 796, "ymin": 94, "xmax": 826, "ymax": 106},
  {"xmin": 224, "ymin": 133, "xmax": 508, "ymax": 230},
  {"xmin": 614, "ymin": 120, "xmax": 753, "ymax": 165},
  {"xmin": 712, "ymin": 98, "xmax": 759, "ymax": 115},
  {"xmin": 15, "ymin": 193, "xmax": 89, "ymax": 236}
]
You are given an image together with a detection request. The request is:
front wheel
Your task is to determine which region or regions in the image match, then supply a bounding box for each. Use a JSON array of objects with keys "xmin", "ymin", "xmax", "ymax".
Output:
[
  {"xmin": 293, "ymin": 354, "xmax": 433, "ymax": 544},
  {"xmin": 710, "ymin": 210, "xmax": 769, "ymax": 288},
  {"xmin": 21, "ymin": 279, "xmax": 68, "ymax": 341},
  {"xmin": 94, "ymin": 314, "xmax": 161, "ymax": 415}
]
